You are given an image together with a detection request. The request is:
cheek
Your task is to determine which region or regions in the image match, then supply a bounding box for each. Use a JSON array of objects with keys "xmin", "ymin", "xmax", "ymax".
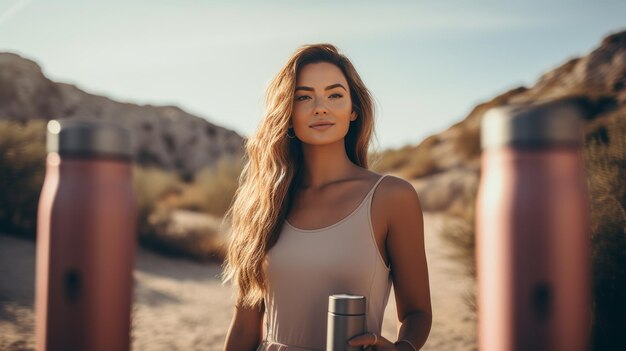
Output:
[
  {"xmin": 292, "ymin": 102, "xmax": 308, "ymax": 116},
  {"xmin": 331, "ymin": 98, "xmax": 352, "ymax": 115},
  {"xmin": 291, "ymin": 104, "xmax": 310, "ymax": 127}
]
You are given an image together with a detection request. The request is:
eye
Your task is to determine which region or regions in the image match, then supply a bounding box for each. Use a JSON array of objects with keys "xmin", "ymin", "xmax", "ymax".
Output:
[
  {"xmin": 329, "ymin": 93, "xmax": 343, "ymax": 99},
  {"xmin": 295, "ymin": 95, "xmax": 310, "ymax": 101}
]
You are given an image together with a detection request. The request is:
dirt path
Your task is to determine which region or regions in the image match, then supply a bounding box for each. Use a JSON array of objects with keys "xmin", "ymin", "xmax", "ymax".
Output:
[{"xmin": 0, "ymin": 213, "xmax": 475, "ymax": 350}]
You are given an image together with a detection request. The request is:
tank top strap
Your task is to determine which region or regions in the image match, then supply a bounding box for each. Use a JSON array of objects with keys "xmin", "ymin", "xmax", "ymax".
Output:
[{"xmin": 365, "ymin": 174, "xmax": 388, "ymax": 200}]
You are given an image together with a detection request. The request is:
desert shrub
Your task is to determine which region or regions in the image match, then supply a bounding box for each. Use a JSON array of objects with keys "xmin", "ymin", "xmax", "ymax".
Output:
[
  {"xmin": 441, "ymin": 181, "xmax": 478, "ymax": 278},
  {"xmin": 137, "ymin": 207, "xmax": 227, "ymax": 262},
  {"xmin": 399, "ymin": 150, "xmax": 439, "ymax": 179},
  {"xmin": 133, "ymin": 155, "xmax": 243, "ymax": 262},
  {"xmin": 132, "ymin": 165, "xmax": 181, "ymax": 243},
  {"xmin": 175, "ymin": 155, "xmax": 243, "ymax": 217},
  {"xmin": 440, "ymin": 178, "xmax": 478, "ymax": 313},
  {"xmin": 453, "ymin": 125, "xmax": 481, "ymax": 161},
  {"xmin": 370, "ymin": 136, "xmax": 439, "ymax": 178},
  {"xmin": 132, "ymin": 165, "xmax": 181, "ymax": 211},
  {"xmin": 370, "ymin": 145, "xmax": 414, "ymax": 173},
  {"xmin": 583, "ymin": 113, "xmax": 626, "ymax": 350},
  {"xmin": 0, "ymin": 120, "xmax": 46, "ymax": 238}
]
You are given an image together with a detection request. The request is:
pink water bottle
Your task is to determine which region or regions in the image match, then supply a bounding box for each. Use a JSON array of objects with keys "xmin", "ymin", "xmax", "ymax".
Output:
[
  {"xmin": 476, "ymin": 99, "xmax": 592, "ymax": 351},
  {"xmin": 35, "ymin": 119, "xmax": 137, "ymax": 351}
]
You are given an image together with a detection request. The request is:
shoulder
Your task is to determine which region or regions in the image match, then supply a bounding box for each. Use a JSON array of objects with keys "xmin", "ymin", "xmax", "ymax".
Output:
[
  {"xmin": 358, "ymin": 169, "xmax": 421, "ymax": 207},
  {"xmin": 378, "ymin": 175, "xmax": 420, "ymax": 203},
  {"xmin": 376, "ymin": 175, "xmax": 423, "ymax": 225}
]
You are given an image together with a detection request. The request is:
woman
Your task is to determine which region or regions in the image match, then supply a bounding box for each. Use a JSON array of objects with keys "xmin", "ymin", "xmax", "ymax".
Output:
[{"xmin": 222, "ymin": 44, "xmax": 431, "ymax": 351}]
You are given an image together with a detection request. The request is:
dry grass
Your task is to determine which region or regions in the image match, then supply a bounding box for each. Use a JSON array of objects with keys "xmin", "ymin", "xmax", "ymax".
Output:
[
  {"xmin": 440, "ymin": 183, "xmax": 478, "ymax": 278},
  {"xmin": 132, "ymin": 165, "xmax": 180, "ymax": 212},
  {"xmin": 0, "ymin": 120, "xmax": 46, "ymax": 238},
  {"xmin": 452, "ymin": 125, "xmax": 481, "ymax": 161},
  {"xmin": 133, "ymin": 156, "xmax": 243, "ymax": 261},
  {"xmin": 370, "ymin": 135, "xmax": 440, "ymax": 178},
  {"xmin": 439, "ymin": 177, "xmax": 478, "ymax": 314},
  {"xmin": 175, "ymin": 156, "xmax": 243, "ymax": 217},
  {"xmin": 583, "ymin": 111, "xmax": 626, "ymax": 350}
]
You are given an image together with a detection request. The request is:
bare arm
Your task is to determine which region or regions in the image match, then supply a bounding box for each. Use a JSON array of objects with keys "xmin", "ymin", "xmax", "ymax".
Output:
[
  {"xmin": 348, "ymin": 177, "xmax": 432, "ymax": 350},
  {"xmin": 386, "ymin": 177, "xmax": 432, "ymax": 349},
  {"xmin": 223, "ymin": 300, "xmax": 265, "ymax": 351}
]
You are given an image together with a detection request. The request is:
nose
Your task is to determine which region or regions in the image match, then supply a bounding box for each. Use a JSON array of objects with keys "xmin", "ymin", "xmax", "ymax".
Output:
[{"xmin": 313, "ymin": 100, "xmax": 328, "ymax": 115}]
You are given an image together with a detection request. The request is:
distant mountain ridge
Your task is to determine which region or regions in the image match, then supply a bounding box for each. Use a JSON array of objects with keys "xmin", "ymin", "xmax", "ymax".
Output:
[
  {"xmin": 377, "ymin": 29, "xmax": 626, "ymax": 212},
  {"xmin": 2, "ymin": 30, "xmax": 625, "ymax": 193},
  {"xmin": 0, "ymin": 52, "xmax": 244, "ymax": 177}
]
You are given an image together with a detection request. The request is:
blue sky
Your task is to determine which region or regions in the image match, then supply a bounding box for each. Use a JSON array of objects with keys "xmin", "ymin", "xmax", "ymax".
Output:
[{"xmin": 1, "ymin": 0, "xmax": 624, "ymax": 150}]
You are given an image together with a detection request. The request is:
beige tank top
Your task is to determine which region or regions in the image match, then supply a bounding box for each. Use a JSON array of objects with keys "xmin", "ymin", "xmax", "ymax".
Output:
[{"xmin": 259, "ymin": 175, "xmax": 392, "ymax": 351}]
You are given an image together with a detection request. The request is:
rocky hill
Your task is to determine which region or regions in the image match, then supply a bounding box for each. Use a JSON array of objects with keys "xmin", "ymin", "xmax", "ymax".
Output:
[
  {"xmin": 0, "ymin": 53, "xmax": 244, "ymax": 178},
  {"xmin": 375, "ymin": 30, "xmax": 626, "ymax": 213}
]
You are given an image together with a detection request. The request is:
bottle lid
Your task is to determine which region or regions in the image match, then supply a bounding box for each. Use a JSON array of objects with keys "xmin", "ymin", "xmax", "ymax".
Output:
[
  {"xmin": 328, "ymin": 294, "xmax": 366, "ymax": 316},
  {"xmin": 481, "ymin": 98, "xmax": 585, "ymax": 150},
  {"xmin": 46, "ymin": 119, "xmax": 133, "ymax": 159}
]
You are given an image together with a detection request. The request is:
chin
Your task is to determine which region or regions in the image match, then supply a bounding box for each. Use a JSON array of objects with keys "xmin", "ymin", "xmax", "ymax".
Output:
[{"xmin": 299, "ymin": 135, "xmax": 346, "ymax": 146}]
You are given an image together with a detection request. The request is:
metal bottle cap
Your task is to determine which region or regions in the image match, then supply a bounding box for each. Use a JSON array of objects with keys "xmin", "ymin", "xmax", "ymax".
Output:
[
  {"xmin": 481, "ymin": 99, "xmax": 585, "ymax": 150},
  {"xmin": 328, "ymin": 294, "xmax": 366, "ymax": 316},
  {"xmin": 46, "ymin": 119, "xmax": 133, "ymax": 159}
]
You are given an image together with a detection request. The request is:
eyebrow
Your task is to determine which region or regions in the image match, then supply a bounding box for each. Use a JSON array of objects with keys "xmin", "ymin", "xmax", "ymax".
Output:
[{"xmin": 295, "ymin": 83, "xmax": 347, "ymax": 92}]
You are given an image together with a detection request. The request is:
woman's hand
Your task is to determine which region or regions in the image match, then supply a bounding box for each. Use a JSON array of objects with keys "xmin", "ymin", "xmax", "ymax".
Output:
[{"xmin": 348, "ymin": 332, "xmax": 403, "ymax": 350}]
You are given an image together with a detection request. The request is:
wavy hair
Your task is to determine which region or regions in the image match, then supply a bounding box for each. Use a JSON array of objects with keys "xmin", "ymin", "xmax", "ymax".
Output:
[{"xmin": 221, "ymin": 43, "xmax": 375, "ymax": 308}]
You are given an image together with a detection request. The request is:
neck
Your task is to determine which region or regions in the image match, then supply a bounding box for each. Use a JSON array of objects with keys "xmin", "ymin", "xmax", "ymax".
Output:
[{"xmin": 299, "ymin": 139, "xmax": 359, "ymax": 190}]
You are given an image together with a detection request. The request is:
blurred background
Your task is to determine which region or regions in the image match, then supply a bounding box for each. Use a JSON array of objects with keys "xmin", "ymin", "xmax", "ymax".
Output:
[{"xmin": 0, "ymin": 1, "xmax": 625, "ymax": 350}]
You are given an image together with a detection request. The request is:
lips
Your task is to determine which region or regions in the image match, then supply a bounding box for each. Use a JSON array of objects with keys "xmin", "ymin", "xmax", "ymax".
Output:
[{"xmin": 309, "ymin": 121, "xmax": 335, "ymax": 127}]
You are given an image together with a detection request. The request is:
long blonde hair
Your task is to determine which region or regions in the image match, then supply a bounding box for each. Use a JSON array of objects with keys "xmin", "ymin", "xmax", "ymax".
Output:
[{"xmin": 221, "ymin": 43, "xmax": 375, "ymax": 308}]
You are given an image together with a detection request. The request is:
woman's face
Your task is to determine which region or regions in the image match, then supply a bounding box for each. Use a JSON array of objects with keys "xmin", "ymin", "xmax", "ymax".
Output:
[{"xmin": 290, "ymin": 62, "xmax": 356, "ymax": 145}]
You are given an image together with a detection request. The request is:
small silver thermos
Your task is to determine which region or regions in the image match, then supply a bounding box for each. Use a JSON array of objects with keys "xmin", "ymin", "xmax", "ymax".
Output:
[{"xmin": 327, "ymin": 294, "xmax": 366, "ymax": 351}]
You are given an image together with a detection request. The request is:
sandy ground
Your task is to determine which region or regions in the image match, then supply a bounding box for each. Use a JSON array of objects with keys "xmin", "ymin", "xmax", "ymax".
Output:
[{"xmin": 0, "ymin": 213, "xmax": 476, "ymax": 350}]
